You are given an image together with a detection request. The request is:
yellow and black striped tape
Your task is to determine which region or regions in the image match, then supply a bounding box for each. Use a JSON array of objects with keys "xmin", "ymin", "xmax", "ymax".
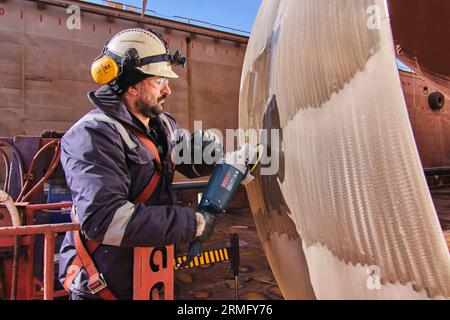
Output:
[{"xmin": 174, "ymin": 247, "xmax": 230, "ymax": 271}]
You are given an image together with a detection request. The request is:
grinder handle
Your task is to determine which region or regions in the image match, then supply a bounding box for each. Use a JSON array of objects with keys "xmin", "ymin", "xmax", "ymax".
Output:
[{"xmin": 176, "ymin": 240, "xmax": 202, "ymax": 269}]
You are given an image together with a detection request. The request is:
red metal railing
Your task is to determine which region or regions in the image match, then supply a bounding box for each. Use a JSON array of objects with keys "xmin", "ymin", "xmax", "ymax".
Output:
[{"xmin": 0, "ymin": 202, "xmax": 76, "ymax": 300}]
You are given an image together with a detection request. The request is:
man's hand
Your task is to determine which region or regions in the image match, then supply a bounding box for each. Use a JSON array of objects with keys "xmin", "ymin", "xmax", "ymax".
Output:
[{"xmin": 195, "ymin": 211, "xmax": 216, "ymax": 242}]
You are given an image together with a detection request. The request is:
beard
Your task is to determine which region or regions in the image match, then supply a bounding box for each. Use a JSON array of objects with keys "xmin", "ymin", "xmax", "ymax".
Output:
[{"xmin": 136, "ymin": 95, "xmax": 167, "ymax": 118}]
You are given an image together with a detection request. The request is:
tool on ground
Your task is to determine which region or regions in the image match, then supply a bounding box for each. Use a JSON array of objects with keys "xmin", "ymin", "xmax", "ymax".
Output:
[
  {"xmin": 228, "ymin": 231, "xmax": 240, "ymax": 300},
  {"xmin": 174, "ymin": 229, "xmax": 240, "ymax": 268},
  {"xmin": 177, "ymin": 143, "xmax": 262, "ymax": 269}
]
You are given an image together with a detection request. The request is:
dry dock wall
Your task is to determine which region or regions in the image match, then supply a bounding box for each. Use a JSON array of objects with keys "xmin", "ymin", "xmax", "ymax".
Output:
[{"xmin": 0, "ymin": 0, "xmax": 247, "ymax": 137}]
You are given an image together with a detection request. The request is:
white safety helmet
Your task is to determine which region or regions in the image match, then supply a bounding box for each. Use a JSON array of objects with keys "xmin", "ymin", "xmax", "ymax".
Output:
[{"xmin": 91, "ymin": 28, "xmax": 186, "ymax": 93}]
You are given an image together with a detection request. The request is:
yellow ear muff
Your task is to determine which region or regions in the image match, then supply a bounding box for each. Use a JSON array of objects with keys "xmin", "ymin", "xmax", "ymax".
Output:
[{"xmin": 91, "ymin": 56, "xmax": 119, "ymax": 85}]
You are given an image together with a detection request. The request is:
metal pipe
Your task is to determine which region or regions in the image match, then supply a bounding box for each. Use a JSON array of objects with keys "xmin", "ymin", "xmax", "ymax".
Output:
[
  {"xmin": 172, "ymin": 181, "xmax": 209, "ymax": 191},
  {"xmin": 186, "ymin": 36, "xmax": 193, "ymax": 133},
  {"xmin": 10, "ymin": 236, "xmax": 19, "ymax": 300},
  {"xmin": 43, "ymin": 231, "xmax": 55, "ymax": 300},
  {"xmin": 19, "ymin": 141, "xmax": 61, "ymax": 203},
  {"xmin": 173, "ymin": 16, "xmax": 250, "ymax": 35},
  {"xmin": 27, "ymin": 202, "xmax": 73, "ymax": 212},
  {"xmin": 0, "ymin": 223, "xmax": 80, "ymax": 237},
  {"xmin": 140, "ymin": 0, "xmax": 147, "ymax": 17},
  {"xmin": 0, "ymin": 148, "xmax": 10, "ymax": 192},
  {"xmin": 17, "ymin": 140, "xmax": 59, "ymax": 202},
  {"xmin": 21, "ymin": 144, "xmax": 61, "ymax": 202}
]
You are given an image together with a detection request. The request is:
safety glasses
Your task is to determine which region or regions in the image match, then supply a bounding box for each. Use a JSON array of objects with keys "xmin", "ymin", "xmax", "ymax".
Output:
[{"xmin": 150, "ymin": 76, "xmax": 169, "ymax": 89}]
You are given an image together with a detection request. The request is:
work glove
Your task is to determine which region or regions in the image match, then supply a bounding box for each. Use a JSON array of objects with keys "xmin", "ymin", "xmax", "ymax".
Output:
[
  {"xmin": 192, "ymin": 130, "xmax": 223, "ymax": 167},
  {"xmin": 195, "ymin": 211, "xmax": 216, "ymax": 242},
  {"xmin": 173, "ymin": 130, "xmax": 223, "ymax": 178},
  {"xmin": 178, "ymin": 211, "xmax": 216, "ymax": 268}
]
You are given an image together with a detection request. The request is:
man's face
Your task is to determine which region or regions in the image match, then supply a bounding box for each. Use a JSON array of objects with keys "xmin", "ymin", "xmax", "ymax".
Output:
[{"xmin": 134, "ymin": 76, "xmax": 171, "ymax": 118}]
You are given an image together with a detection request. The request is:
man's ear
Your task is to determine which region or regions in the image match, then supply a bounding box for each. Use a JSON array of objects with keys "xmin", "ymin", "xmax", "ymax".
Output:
[{"xmin": 126, "ymin": 84, "xmax": 139, "ymax": 97}]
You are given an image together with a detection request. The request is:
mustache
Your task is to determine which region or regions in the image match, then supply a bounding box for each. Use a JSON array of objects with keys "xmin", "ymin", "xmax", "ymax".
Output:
[{"xmin": 157, "ymin": 95, "xmax": 167, "ymax": 103}]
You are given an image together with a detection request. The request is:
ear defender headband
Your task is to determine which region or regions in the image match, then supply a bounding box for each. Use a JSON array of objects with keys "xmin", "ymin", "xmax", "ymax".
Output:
[{"xmin": 90, "ymin": 28, "xmax": 187, "ymax": 91}]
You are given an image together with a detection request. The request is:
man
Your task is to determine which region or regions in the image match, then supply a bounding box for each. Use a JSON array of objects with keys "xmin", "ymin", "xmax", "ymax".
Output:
[{"xmin": 59, "ymin": 28, "xmax": 220, "ymax": 300}]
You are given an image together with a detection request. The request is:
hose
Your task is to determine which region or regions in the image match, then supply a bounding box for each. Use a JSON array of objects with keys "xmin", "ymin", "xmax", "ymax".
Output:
[
  {"xmin": 17, "ymin": 140, "xmax": 61, "ymax": 203},
  {"xmin": 0, "ymin": 190, "xmax": 21, "ymax": 227},
  {"xmin": 0, "ymin": 190, "xmax": 21, "ymax": 300},
  {"xmin": 0, "ymin": 141, "xmax": 25, "ymax": 197},
  {"xmin": 0, "ymin": 148, "xmax": 10, "ymax": 192}
]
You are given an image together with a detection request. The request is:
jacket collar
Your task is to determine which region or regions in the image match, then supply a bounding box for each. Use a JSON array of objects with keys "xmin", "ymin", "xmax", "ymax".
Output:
[
  {"xmin": 87, "ymin": 86, "xmax": 169, "ymax": 155},
  {"xmin": 88, "ymin": 85, "xmax": 143, "ymax": 132}
]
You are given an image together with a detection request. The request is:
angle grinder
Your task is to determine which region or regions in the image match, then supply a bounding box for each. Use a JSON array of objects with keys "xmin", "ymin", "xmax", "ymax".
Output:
[{"xmin": 177, "ymin": 143, "xmax": 262, "ymax": 268}]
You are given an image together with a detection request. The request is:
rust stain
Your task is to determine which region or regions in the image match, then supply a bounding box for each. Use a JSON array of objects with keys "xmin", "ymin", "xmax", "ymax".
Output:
[{"xmin": 25, "ymin": 76, "xmax": 53, "ymax": 83}]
